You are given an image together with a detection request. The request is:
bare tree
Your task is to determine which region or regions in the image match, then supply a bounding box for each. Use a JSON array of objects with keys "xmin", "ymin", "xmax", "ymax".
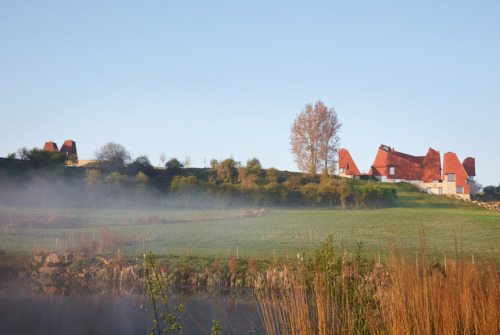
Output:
[
  {"xmin": 95, "ymin": 142, "xmax": 131, "ymax": 171},
  {"xmin": 17, "ymin": 147, "xmax": 30, "ymax": 160},
  {"xmin": 290, "ymin": 100, "xmax": 341, "ymax": 175},
  {"xmin": 159, "ymin": 153, "xmax": 166, "ymax": 168}
]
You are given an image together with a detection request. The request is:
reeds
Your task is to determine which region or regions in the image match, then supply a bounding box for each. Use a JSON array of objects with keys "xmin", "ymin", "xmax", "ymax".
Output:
[
  {"xmin": 258, "ymin": 237, "xmax": 379, "ymax": 334},
  {"xmin": 380, "ymin": 244, "xmax": 500, "ymax": 334},
  {"xmin": 258, "ymin": 235, "xmax": 500, "ymax": 334}
]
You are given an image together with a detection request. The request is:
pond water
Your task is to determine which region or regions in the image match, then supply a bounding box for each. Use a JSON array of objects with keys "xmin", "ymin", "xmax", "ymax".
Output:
[{"xmin": 0, "ymin": 279, "xmax": 263, "ymax": 335}]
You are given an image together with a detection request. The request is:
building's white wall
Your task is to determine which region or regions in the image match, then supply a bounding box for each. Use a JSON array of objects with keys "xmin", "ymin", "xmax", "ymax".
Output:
[
  {"xmin": 442, "ymin": 181, "xmax": 457, "ymax": 194},
  {"xmin": 416, "ymin": 182, "xmax": 443, "ymax": 195},
  {"xmin": 416, "ymin": 181, "xmax": 470, "ymax": 200},
  {"xmin": 338, "ymin": 170, "xmax": 474, "ymax": 200}
]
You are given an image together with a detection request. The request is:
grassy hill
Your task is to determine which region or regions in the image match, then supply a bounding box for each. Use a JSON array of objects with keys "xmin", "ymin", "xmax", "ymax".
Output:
[{"xmin": 0, "ymin": 184, "xmax": 498, "ymax": 264}]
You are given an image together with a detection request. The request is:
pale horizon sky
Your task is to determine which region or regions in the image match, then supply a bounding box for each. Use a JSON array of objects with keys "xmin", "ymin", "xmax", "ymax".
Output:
[{"xmin": 1, "ymin": 1, "xmax": 499, "ymax": 186}]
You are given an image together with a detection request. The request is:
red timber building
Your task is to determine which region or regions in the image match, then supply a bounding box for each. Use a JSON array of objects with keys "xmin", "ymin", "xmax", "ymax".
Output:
[{"xmin": 339, "ymin": 145, "xmax": 476, "ymax": 199}]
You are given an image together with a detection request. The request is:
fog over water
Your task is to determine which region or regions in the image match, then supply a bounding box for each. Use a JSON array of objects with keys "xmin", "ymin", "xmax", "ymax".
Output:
[
  {"xmin": 0, "ymin": 165, "xmax": 268, "ymax": 334},
  {"xmin": 0, "ymin": 279, "xmax": 262, "ymax": 335}
]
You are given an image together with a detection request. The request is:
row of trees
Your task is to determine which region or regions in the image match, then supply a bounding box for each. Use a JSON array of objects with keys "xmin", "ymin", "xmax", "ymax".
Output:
[
  {"xmin": 168, "ymin": 174, "xmax": 396, "ymax": 208},
  {"xmin": 2, "ymin": 139, "xmax": 397, "ymax": 208},
  {"xmin": 78, "ymin": 149, "xmax": 397, "ymax": 208},
  {"xmin": 6, "ymin": 147, "xmax": 77, "ymax": 167},
  {"xmin": 480, "ymin": 184, "xmax": 500, "ymax": 201}
]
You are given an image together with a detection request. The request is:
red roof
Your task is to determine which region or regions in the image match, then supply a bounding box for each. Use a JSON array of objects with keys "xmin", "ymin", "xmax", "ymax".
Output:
[
  {"xmin": 443, "ymin": 152, "xmax": 470, "ymax": 194},
  {"xmin": 462, "ymin": 157, "xmax": 475, "ymax": 177},
  {"xmin": 60, "ymin": 140, "xmax": 77, "ymax": 156},
  {"xmin": 339, "ymin": 149, "xmax": 361, "ymax": 175},
  {"xmin": 370, "ymin": 145, "xmax": 441, "ymax": 182},
  {"xmin": 43, "ymin": 142, "xmax": 59, "ymax": 151}
]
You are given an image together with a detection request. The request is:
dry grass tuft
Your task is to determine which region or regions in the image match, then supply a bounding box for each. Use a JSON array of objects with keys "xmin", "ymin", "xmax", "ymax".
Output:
[
  {"xmin": 380, "ymin": 244, "xmax": 500, "ymax": 335},
  {"xmin": 258, "ymin": 235, "xmax": 500, "ymax": 334}
]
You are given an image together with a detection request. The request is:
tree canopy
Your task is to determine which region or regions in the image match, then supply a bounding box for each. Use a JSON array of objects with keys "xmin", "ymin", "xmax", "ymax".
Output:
[
  {"xmin": 217, "ymin": 158, "xmax": 238, "ymax": 183},
  {"xmin": 165, "ymin": 158, "xmax": 184, "ymax": 176},
  {"xmin": 95, "ymin": 142, "xmax": 131, "ymax": 171},
  {"xmin": 290, "ymin": 100, "xmax": 341, "ymax": 175},
  {"xmin": 28, "ymin": 148, "xmax": 69, "ymax": 167},
  {"xmin": 130, "ymin": 155, "xmax": 154, "ymax": 175}
]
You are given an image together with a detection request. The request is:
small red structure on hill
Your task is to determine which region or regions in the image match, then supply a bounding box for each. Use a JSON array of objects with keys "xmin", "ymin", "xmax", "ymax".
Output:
[
  {"xmin": 43, "ymin": 141, "xmax": 59, "ymax": 151},
  {"xmin": 60, "ymin": 140, "xmax": 77, "ymax": 157},
  {"xmin": 42, "ymin": 140, "xmax": 78, "ymax": 158}
]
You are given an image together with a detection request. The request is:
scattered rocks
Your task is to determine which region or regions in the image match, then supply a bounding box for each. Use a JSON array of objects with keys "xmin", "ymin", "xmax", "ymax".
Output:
[
  {"xmin": 13, "ymin": 251, "xmax": 148, "ymax": 297},
  {"xmin": 33, "ymin": 254, "xmax": 44, "ymax": 265},
  {"xmin": 472, "ymin": 200, "xmax": 500, "ymax": 211},
  {"xmin": 44, "ymin": 253, "xmax": 63, "ymax": 265},
  {"xmin": 20, "ymin": 251, "xmax": 270, "ymax": 296},
  {"xmin": 21, "ymin": 251, "xmax": 143, "ymax": 296},
  {"xmin": 38, "ymin": 265, "xmax": 65, "ymax": 276}
]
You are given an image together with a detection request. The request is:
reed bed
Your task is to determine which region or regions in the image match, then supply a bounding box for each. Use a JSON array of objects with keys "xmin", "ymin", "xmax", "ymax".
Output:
[
  {"xmin": 258, "ymin": 235, "xmax": 499, "ymax": 334},
  {"xmin": 380, "ymin": 245, "xmax": 500, "ymax": 334}
]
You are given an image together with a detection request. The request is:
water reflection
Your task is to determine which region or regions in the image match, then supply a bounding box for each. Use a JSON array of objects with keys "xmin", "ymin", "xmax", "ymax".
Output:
[{"xmin": 0, "ymin": 279, "xmax": 262, "ymax": 335}]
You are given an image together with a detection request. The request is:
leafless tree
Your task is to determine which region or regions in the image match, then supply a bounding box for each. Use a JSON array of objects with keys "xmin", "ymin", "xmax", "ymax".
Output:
[
  {"xmin": 95, "ymin": 142, "xmax": 131, "ymax": 171},
  {"xmin": 290, "ymin": 100, "xmax": 341, "ymax": 175},
  {"xmin": 17, "ymin": 147, "xmax": 30, "ymax": 160},
  {"xmin": 159, "ymin": 153, "xmax": 166, "ymax": 167}
]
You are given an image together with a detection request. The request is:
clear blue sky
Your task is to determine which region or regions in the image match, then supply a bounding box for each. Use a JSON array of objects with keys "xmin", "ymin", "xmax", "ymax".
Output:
[{"xmin": 1, "ymin": 1, "xmax": 499, "ymax": 186}]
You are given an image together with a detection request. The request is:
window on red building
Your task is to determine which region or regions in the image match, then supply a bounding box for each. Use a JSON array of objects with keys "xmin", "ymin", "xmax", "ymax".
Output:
[
  {"xmin": 389, "ymin": 167, "xmax": 395, "ymax": 175},
  {"xmin": 447, "ymin": 173, "xmax": 455, "ymax": 181},
  {"xmin": 456, "ymin": 186, "xmax": 464, "ymax": 193}
]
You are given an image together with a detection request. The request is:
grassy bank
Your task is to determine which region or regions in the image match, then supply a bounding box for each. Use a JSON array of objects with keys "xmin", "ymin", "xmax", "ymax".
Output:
[{"xmin": 0, "ymin": 190, "xmax": 498, "ymax": 264}]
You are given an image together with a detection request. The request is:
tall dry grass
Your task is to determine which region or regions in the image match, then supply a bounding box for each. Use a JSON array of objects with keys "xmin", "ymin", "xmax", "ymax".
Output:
[
  {"xmin": 258, "ymin": 235, "xmax": 500, "ymax": 334},
  {"xmin": 258, "ymin": 237, "xmax": 380, "ymax": 334},
  {"xmin": 380, "ymin": 243, "xmax": 500, "ymax": 334}
]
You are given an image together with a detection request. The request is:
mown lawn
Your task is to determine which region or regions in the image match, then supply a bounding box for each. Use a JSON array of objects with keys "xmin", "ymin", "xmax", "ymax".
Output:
[{"xmin": 1, "ymin": 191, "xmax": 498, "ymax": 263}]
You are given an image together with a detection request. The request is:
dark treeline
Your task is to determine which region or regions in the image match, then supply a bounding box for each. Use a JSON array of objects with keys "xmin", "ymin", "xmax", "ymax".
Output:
[
  {"xmin": 478, "ymin": 184, "xmax": 500, "ymax": 201},
  {"xmin": 0, "ymin": 153, "xmax": 397, "ymax": 209}
]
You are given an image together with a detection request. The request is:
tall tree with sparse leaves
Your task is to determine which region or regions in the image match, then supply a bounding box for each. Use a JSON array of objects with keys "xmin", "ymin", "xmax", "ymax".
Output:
[
  {"xmin": 290, "ymin": 100, "xmax": 341, "ymax": 176},
  {"xmin": 95, "ymin": 142, "xmax": 131, "ymax": 171}
]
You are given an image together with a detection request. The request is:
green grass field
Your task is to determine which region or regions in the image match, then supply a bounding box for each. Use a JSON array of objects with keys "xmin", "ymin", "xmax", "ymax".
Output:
[{"xmin": 1, "ymin": 190, "xmax": 499, "ymax": 263}]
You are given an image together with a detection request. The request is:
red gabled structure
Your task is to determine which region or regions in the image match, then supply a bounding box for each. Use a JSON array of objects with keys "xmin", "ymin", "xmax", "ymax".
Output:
[
  {"xmin": 442, "ymin": 153, "xmax": 476, "ymax": 196},
  {"xmin": 338, "ymin": 144, "xmax": 476, "ymax": 199},
  {"xmin": 338, "ymin": 149, "xmax": 361, "ymax": 176},
  {"xmin": 369, "ymin": 145, "xmax": 441, "ymax": 183}
]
